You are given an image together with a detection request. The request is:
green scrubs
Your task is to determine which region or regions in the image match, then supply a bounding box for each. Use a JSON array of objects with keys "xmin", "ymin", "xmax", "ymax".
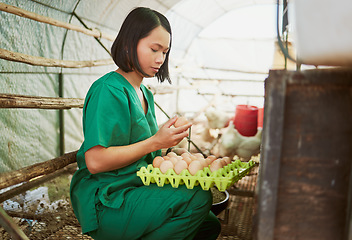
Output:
[{"xmin": 70, "ymin": 71, "xmax": 220, "ymax": 239}]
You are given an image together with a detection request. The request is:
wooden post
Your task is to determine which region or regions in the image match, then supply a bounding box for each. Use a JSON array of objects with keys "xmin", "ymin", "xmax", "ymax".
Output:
[
  {"xmin": 254, "ymin": 71, "xmax": 287, "ymax": 240},
  {"xmin": 254, "ymin": 69, "xmax": 352, "ymax": 240}
]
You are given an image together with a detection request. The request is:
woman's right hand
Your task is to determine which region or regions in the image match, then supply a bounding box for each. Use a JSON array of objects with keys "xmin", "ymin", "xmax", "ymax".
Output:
[{"xmin": 152, "ymin": 116, "xmax": 192, "ymax": 149}]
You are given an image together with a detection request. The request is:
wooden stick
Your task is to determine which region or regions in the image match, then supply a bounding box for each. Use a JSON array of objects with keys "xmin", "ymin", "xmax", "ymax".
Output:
[
  {"xmin": 0, "ymin": 151, "xmax": 77, "ymax": 191},
  {"xmin": 0, "ymin": 3, "xmax": 115, "ymax": 41},
  {"xmin": 0, "ymin": 207, "xmax": 29, "ymax": 240},
  {"xmin": 0, "ymin": 48, "xmax": 114, "ymax": 68},
  {"xmin": 0, "ymin": 94, "xmax": 84, "ymax": 109}
]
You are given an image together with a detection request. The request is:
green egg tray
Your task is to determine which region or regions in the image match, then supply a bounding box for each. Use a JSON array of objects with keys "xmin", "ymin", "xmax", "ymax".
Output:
[{"xmin": 137, "ymin": 159, "xmax": 255, "ymax": 192}]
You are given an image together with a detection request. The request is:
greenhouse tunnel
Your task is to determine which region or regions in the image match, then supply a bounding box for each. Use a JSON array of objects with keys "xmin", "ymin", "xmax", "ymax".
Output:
[
  {"xmin": 0, "ymin": 0, "xmax": 280, "ymax": 172},
  {"xmin": 1, "ymin": 0, "xmax": 351, "ymax": 239}
]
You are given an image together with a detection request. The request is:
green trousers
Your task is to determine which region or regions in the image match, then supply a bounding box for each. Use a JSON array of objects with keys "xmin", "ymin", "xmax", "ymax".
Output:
[{"xmin": 89, "ymin": 184, "xmax": 221, "ymax": 240}]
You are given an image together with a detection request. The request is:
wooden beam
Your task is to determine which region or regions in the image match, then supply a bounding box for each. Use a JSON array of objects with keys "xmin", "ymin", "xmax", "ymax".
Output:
[
  {"xmin": 0, "ymin": 2, "xmax": 115, "ymax": 41},
  {"xmin": 0, "ymin": 48, "xmax": 114, "ymax": 68},
  {"xmin": 0, "ymin": 94, "xmax": 84, "ymax": 109},
  {"xmin": 0, "ymin": 163, "xmax": 77, "ymax": 203},
  {"xmin": 0, "ymin": 151, "xmax": 77, "ymax": 191}
]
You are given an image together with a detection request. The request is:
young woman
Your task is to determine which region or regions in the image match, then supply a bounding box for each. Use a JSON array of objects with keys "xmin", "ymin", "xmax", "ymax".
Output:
[{"xmin": 70, "ymin": 7, "xmax": 221, "ymax": 240}]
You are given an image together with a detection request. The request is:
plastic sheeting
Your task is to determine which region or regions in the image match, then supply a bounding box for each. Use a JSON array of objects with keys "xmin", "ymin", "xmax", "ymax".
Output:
[{"xmin": 0, "ymin": 0, "xmax": 276, "ymax": 172}]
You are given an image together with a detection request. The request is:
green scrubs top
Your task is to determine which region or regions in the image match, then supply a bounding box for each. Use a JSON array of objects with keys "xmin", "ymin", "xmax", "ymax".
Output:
[{"xmin": 70, "ymin": 71, "xmax": 161, "ymax": 234}]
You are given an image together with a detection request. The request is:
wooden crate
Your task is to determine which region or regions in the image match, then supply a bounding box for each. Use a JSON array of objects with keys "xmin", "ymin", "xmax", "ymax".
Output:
[{"xmin": 254, "ymin": 69, "xmax": 352, "ymax": 240}]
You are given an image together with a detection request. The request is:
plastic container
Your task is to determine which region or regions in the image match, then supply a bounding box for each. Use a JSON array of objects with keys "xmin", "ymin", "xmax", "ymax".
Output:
[
  {"xmin": 233, "ymin": 105, "xmax": 258, "ymax": 136},
  {"xmin": 293, "ymin": 0, "xmax": 352, "ymax": 66},
  {"xmin": 136, "ymin": 159, "xmax": 255, "ymax": 192}
]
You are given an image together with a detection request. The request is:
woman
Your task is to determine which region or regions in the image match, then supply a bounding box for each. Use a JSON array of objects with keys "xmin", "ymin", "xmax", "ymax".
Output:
[{"xmin": 70, "ymin": 7, "xmax": 221, "ymax": 240}]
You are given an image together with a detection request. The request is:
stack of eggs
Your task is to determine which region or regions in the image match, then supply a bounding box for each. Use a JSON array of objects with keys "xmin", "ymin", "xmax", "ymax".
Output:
[{"xmin": 152, "ymin": 152, "xmax": 232, "ymax": 176}]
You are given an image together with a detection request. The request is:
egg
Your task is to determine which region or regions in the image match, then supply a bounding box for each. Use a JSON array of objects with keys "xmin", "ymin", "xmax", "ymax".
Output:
[
  {"xmin": 193, "ymin": 153, "xmax": 204, "ymax": 159},
  {"xmin": 205, "ymin": 158, "xmax": 213, "ymax": 166},
  {"xmin": 198, "ymin": 159, "xmax": 209, "ymax": 168},
  {"xmin": 174, "ymin": 160, "xmax": 188, "ymax": 174},
  {"xmin": 219, "ymin": 158, "xmax": 227, "ymax": 167},
  {"xmin": 181, "ymin": 152, "xmax": 191, "ymax": 159},
  {"xmin": 159, "ymin": 160, "xmax": 174, "ymax": 174},
  {"xmin": 167, "ymin": 152, "xmax": 178, "ymax": 158},
  {"xmin": 163, "ymin": 156, "xmax": 170, "ymax": 161},
  {"xmin": 189, "ymin": 154, "xmax": 198, "ymax": 161},
  {"xmin": 174, "ymin": 116, "xmax": 189, "ymax": 128},
  {"xmin": 182, "ymin": 156, "xmax": 192, "ymax": 165},
  {"xmin": 188, "ymin": 160, "xmax": 204, "ymax": 175},
  {"xmin": 209, "ymin": 159, "xmax": 223, "ymax": 172},
  {"xmin": 169, "ymin": 156, "xmax": 179, "ymax": 165},
  {"xmin": 206, "ymin": 155, "xmax": 217, "ymax": 162},
  {"xmin": 223, "ymin": 156, "xmax": 231, "ymax": 165},
  {"xmin": 152, "ymin": 156, "xmax": 164, "ymax": 168}
]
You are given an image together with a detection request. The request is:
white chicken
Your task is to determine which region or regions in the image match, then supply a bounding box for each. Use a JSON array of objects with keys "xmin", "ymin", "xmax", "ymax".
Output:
[
  {"xmin": 218, "ymin": 121, "xmax": 262, "ymax": 161},
  {"xmin": 204, "ymin": 107, "xmax": 231, "ymax": 129}
]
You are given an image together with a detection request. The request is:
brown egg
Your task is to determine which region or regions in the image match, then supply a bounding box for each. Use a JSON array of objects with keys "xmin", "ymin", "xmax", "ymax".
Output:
[
  {"xmin": 182, "ymin": 156, "xmax": 192, "ymax": 165},
  {"xmin": 169, "ymin": 157, "xmax": 179, "ymax": 165},
  {"xmin": 209, "ymin": 159, "xmax": 223, "ymax": 172},
  {"xmin": 181, "ymin": 152, "xmax": 191, "ymax": 159},
  {"xmin": 174, "ymin": 160, "xmax": 188, "ymax": 174},
  {"xmin": 163, "ymin": 156, "xmax": 170, "ymax": 161},
  {"xmin": 189, "ymin": 154, "xmax": 198, "ymax": 161},
  {"xmin": 219, "ymin": 158, "xmax": 227, "ymax": 167},
  {"xmin": 159, "ymin": 160, "xmax": 174, "ymax": 174},
  {"xmin": 206, "ymin": 155, "xmax": 217, "ymax": 162},
  {"xmin": 198, "ymin": 159, "xmax": 209, "ymax": 168},
  {"xmin": 193, "ymin": 153, "xmax": 205, "ymax": 159},
  {"xmin": 167, "ymin": 152, "xmax": 178, "ymax": 158},
  {"xmin": 188, "ymin": 160, "xmax": 204, "ymax": 175},
  {"xmin": 205, "ymin": 158, "xmax": 213, "ymax": 166},
  {"xmin": 153, "ymin": 156, "xmax": 164, "ymax": 168},
  {"xmin": 223, "ymin": 156, "xmax": 231, "ymax": 165},
  {"xmin": 174, "ymin": 116, "xmax": 189, "ymax": 128}
]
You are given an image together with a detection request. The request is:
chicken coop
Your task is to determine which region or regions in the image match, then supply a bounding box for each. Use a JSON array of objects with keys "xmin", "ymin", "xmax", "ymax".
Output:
[{"xmin": 1, "ymin": 0, "xmax": 352, "ymax": 240}]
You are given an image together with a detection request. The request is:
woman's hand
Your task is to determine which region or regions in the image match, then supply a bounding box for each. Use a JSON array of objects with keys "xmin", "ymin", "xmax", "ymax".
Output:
[
  {"xmin": 85, "ymin": 116, "xmax": 192, "ymax": 174},
  {"xmin": 152, "ymin": 116, "xmax": 192, "ymax": 149}
]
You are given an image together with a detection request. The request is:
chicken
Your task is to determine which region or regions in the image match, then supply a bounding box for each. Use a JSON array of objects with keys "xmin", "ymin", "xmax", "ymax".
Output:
[
  {"xmin": 218, "ymin": 121, "xmax": 262, "ymax": 161},
  {"xmin": 204, "ymin": 107, "xmax": 231, "ymax": 129}
]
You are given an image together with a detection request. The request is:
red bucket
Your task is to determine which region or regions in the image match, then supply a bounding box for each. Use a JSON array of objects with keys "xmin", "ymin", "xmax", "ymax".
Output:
[
  {"xmin": 258, "ymin": 107, "xmax": 264, "ymax": 128},
  {"xmin": 233, "ymin": 105, "xmax": 258, "ymax": 136}
]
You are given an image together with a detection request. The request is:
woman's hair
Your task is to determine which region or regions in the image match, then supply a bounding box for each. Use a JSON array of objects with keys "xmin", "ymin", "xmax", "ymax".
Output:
[{"xmin": 111, "ymin": 7, "xmax": 172, "ymax": 83}]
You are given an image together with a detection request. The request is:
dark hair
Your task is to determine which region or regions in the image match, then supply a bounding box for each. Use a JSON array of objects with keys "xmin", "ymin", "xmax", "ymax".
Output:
[{"xmin": 111, "ymin": 7, "xmax": 172, "ymax": 83}]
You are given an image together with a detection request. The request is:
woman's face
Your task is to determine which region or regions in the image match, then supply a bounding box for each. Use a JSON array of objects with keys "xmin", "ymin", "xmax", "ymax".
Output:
[{"xmin": 136, "ymin": 25, "xmax": 170, "ymax": 78}]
